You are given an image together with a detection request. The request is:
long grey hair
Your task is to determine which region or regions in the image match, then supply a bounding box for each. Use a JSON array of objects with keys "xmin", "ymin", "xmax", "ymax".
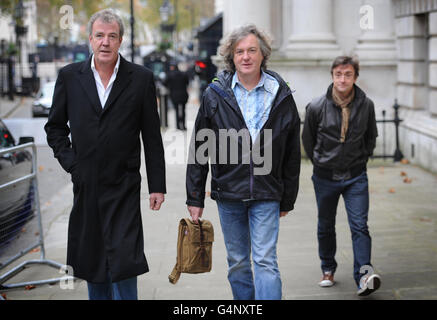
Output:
[{"xmin": 219, "ymin": 24, "xmax": 272, "ymax": 73}]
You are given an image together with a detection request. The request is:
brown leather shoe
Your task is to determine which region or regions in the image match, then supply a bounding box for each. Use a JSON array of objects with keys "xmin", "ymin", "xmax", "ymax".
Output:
[{"xmin": 319, "ymin": 271, "xmax": 335, "ymax": 287}]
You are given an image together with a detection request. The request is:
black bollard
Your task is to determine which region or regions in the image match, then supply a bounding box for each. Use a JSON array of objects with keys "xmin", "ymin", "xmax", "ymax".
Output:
[{"xmin": 393, "ymin": 99, "xmax": 404, "ymax": 162}]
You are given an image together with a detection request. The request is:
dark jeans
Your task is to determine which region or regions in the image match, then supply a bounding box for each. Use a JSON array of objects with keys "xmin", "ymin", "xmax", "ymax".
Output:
[{"xmin": 312, "ymin": 171, "xmax": 372, "ymax": 286}]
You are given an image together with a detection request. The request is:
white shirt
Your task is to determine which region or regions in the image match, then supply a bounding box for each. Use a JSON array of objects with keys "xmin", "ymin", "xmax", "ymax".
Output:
[{"xmin": 91, "ymin": 53, "xmax": 120, "ymax": 108}]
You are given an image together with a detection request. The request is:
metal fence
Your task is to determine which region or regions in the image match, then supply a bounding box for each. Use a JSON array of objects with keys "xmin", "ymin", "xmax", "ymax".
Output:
[
  {"xmin": 372, "ymin": 100, "xmax": 404, "ymax": 161},
  {"xmin": 0, "ymin": 142, "xmax": 74, "ymax": 299}
]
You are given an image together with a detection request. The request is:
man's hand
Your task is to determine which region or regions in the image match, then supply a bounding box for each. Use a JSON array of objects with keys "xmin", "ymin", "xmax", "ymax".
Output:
[
  {"xmin": 187, "ymin": 206, "xmax": 204, "ymax": 224},
  {"xmin": 280, "ymin": 211, "xmax": 289, "ymax": 218},
  {"xmin": 149, "ymin": 193, "xmax": 165, "ymax": 211}
]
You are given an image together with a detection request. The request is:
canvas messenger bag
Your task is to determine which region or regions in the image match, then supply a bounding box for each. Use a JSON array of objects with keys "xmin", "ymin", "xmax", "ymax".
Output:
[{"xmin": 169, "ymin": 218, "xmax": 214, "ymax": 284}]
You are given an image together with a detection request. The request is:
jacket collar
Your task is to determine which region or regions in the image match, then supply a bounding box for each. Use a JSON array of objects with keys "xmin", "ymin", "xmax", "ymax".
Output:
[
  {"xmin": 212, "ymin": 69, "xmax": 292, "ymax": 114},
  {"xmin": 326, "ymin": 83, "xmax": 367, "ymax": 124},
  {"xmin": 231, "ymin": 70, "xmax": 278, "ymax": 94},
  {"xmin": 90, "ymin": 53, "xmax": 121, "ymax": 77},
  {"xmin": 326, "ymin": 83, "xmax": 366, "ymax": 105},
  {"xmin": 78, "ymin": 54, "xmax": 133, "ymax": 116}
]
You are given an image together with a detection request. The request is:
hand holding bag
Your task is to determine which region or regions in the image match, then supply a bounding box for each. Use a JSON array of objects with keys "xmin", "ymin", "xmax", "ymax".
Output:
[{"xmin": 168, "ymin": 218, "xmax": 214, "ymax": 284}]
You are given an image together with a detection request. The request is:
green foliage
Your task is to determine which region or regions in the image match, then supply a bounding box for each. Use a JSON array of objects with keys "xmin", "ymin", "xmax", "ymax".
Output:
[
  {"xmin": 140, "ymin": 0, "xmax": 214, "ymax": 32},
  {"xmin": 2, "ymin": 0, "xmax": 215, "ymax": 44},
  {"xmin": 35, "ymin": 0, "xmax": 106, "ymax": 43},
  {"xmin": 7, "ymin": 42, "xmax": 17, "ymax": 55},
  {"xmin": 0, "ymin": 0, "xmax": 15, "ymax": 15}
]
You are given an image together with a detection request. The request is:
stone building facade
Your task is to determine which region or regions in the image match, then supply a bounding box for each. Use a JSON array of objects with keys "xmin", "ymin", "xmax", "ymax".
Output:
[
  {"xmin": 393, "ymin": 0, "xmax": 437, "ymax": 172},
  {"xmin": 215, "ymin": 0, "xmax": 436, "ymax": 173}
]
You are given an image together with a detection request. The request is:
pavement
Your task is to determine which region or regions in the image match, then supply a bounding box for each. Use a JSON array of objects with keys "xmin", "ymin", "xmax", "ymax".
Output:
[
  {"xmin": 1, "ymin": 86, "xmax": 437, "ymax": 301},
  {"xmin": 0, "ymin": 96, "xmax": 25, "ymax": 119}
]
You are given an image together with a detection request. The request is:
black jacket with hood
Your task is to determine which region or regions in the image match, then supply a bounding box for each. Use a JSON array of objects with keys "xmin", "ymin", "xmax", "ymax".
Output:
[{"xmin": 186, "ymin": 70, "xmax": 301, "ymax": 212}]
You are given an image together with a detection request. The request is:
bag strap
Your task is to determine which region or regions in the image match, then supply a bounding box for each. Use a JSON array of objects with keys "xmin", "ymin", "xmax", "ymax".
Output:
[
  {"xmin": 168, "ymin": 220, "xmax": 185, "ymax": 284},
  {"xmin": 198, "ymin": 220, "xmax": 205, "ymax": 248},
  {"xmin": 209, "ymin": 82, "xmax": 230, "ymax": 99}
]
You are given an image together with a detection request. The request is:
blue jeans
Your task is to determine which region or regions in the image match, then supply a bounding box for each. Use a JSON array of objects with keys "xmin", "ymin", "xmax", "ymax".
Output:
[
  {"xmin": 312, "ymin": 171, "xmax": 372, "ymax": 286},
  {"xmin": 216, "ymin": 200, "xmax": 282, "ymax": 300},
  {"xmin": 87, "ymin": 273, "xmax": 138, "ymax": 300}
]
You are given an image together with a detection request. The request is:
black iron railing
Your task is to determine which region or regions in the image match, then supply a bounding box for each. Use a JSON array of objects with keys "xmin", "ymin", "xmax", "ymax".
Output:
[{"xmin": 372, "ymin": 99, "xmax": 404, "ymax": 161}]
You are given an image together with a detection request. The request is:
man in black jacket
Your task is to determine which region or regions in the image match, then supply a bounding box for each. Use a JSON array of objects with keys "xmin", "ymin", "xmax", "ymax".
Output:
[
  {"xmin": 165, "ymin": 63, "xmax": 190, "ymax": 130},
  {"xmin": 186, "ymin": 25, "xmax": 301, "ymax": 300},
  {"xmin": 302, "ymin": 56, "xmax": 381, "ymax": 296}
]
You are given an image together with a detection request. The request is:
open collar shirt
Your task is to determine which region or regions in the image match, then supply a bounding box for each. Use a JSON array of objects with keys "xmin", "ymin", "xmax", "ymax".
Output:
[
  {"xmin": 91, "ymin": 53, "xmax": 120, "ymax": 108},
  {"xmin": 231, "ymin": 70, "xmax": 279, "ymax": 141}
]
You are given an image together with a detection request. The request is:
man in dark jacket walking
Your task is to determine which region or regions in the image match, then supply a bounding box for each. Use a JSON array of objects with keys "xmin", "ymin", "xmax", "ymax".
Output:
[
  {"xmin": 186, "ymin": 25, "xmax": 301, "ymax": 300},
  {"xmin": 302, "ymin": 56, "xmax": 381, "ymax": 296},
  {"xmin": 165, "ymin": 63, "xmax": 189, "ymax": 130},
  {"xmin": 44, "ymin": 9, "xmax": 166, "ymax": 300}
]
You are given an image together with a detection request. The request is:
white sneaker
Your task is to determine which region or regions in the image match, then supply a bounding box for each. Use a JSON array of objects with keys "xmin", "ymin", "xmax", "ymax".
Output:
[
  {"xmin": 357, "ymin": 273, "xmax": 381, "ymax": 296},
  {"xmin": 319, "ymin": 271, "xmax": 335, "ymax": 287}
]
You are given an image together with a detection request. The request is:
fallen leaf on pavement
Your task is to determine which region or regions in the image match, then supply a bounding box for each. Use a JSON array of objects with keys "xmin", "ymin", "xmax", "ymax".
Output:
[
  {"xmin": 420, "ymin": 217, "xmax": 432, "ymax": 222},
  {"xmin": 25, "ymin": 285, "xmax": 36, "ymax": 291},
  {"xmin": 400, "ymin": 171, "xmax": 407, "ymax": 176},
  {"xmin": 403, "ymin": 178, "xmax": 412, "ymax": 183},
  {"xmin": 38, "ymin": 166, "xmax": 44, "ymax": 172},
  {"xmin": 388, "ymin": 188, "xmax": 395, "ymax": 193},
  {"xmin": 30, "ymin": 248, "xmax": 40, "ymax": 253},
  {"xmin": 401, "ymin": 159, "xmax": 409, "ymax": 164}
]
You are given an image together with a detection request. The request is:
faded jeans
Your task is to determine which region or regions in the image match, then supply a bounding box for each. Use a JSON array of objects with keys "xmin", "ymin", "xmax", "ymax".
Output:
[{"xmin": 217, "ymin": 200, "xmax": 282, "ymax": 300}]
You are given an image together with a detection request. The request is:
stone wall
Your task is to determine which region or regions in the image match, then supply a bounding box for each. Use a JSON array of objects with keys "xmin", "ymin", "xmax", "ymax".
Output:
[{"xmin": 394, "ymin": 0, "xmax": 437, "ymax": 173}]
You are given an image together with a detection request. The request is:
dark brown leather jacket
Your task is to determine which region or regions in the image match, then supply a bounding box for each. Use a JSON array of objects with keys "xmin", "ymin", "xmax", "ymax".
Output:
[{"xmin": 302, "ymin": 84, "xmax": 378, "ymax": 180}]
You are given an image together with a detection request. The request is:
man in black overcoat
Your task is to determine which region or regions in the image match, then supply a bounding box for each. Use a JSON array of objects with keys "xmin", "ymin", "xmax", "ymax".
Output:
[
  {"xmin": 44, "ymin": 9, "xmax": 166, "ymax": 300},
  {"xmin": 164, "ymin": 63, "xmax": 189, "ymax": 130}
]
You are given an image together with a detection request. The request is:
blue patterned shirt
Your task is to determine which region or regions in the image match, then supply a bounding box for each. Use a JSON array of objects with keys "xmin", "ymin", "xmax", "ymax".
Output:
[{"xmin": 232, "ymin": 71, "xmax": 279, "ymax": 141}]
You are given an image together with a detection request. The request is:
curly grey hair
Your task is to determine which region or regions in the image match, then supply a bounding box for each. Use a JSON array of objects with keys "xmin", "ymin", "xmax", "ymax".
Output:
[
  {"xmin": 219, "ymin": 24, "xmax": 272, "ymax": 73},
  {"xmin": 88, "ymin": 9, "xmax": 124, "ymax": 38}
]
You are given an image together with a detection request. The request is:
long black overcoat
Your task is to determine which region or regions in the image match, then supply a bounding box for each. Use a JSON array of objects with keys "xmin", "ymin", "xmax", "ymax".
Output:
[
  {"xmin": 45, "ymin": 55, "xmax": 166, "ymax": 283},
  {"xmin": 164, "ymin": 70, "xmax": 189, "ymax": 104}
]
